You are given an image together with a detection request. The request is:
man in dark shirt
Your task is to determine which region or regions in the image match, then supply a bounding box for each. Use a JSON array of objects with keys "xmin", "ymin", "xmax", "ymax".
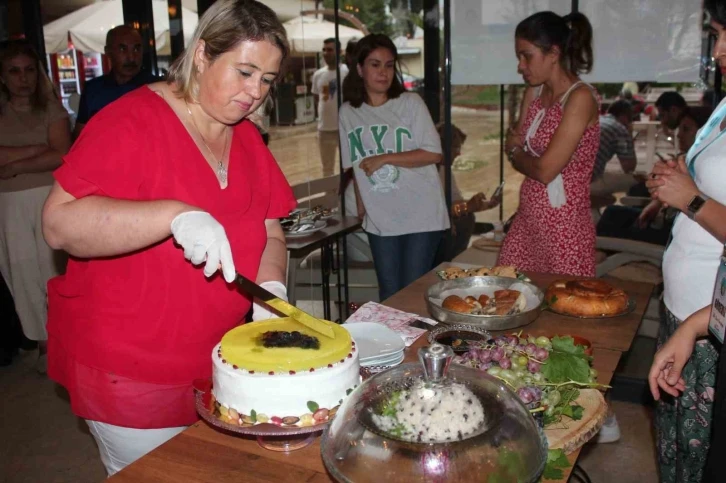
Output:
[{"xmin": 73, "ymin": 25, "xmax": 157, "ymax": 138}]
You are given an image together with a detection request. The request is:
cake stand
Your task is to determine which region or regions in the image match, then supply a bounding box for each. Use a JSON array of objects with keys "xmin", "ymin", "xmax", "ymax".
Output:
[{"xmin": 194, "ymin": 378, "xmax": 328, "ymax": 452}]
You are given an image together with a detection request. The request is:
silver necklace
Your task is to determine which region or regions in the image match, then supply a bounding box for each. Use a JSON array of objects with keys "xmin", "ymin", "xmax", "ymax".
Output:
[{"xmin": 185, "ymin": 101, "xmax": 228, "ymax": 185}]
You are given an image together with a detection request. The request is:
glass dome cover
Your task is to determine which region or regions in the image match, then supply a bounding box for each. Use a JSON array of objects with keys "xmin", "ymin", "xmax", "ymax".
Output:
[{"xmin": 321, "ymin": 344, "xmax": 547, "ymax": 483}]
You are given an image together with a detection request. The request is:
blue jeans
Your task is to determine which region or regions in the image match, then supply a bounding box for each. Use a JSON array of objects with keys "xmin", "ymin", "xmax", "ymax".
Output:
[{"xmin": 367, "ymin": 230, "xmax": 444, "ymax": 301}]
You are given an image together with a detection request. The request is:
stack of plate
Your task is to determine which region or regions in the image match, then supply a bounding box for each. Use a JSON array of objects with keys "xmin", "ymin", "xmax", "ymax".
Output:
[{"xmin": 344, "ymin": 322, "xmax": 405, "ymax": 371}]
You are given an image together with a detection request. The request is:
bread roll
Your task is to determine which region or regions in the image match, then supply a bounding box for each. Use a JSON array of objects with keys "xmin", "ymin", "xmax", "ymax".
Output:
[
  {"xmin": 493, "ymin": 289, "xmax": 523, "ymax": 315},
  {"xmin": 442, "ymin": 295, "xmax": 477, "ymax": 314}
]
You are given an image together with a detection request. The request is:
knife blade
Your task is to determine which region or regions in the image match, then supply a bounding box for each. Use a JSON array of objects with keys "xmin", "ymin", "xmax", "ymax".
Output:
[{"xmin": 234, "ymin": 273, "xmax": 335, "ymax": 339}]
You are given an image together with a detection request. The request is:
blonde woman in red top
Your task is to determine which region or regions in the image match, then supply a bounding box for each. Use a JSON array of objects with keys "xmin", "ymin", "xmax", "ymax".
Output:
[{"xmin": 42, "ymin": 0, "xmax": 295, "ymax": 475}]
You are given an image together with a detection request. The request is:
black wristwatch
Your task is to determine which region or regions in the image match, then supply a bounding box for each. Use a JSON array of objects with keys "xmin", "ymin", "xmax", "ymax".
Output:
[{"xmin": 686, "ymin": 193, "xmax": 709, "ymax": 220}]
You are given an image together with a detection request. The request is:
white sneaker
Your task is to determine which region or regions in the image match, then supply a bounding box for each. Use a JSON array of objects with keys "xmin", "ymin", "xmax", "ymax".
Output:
[{"xmin": 595, "ymin": 414, "xmax": 621, "ymax": 443}]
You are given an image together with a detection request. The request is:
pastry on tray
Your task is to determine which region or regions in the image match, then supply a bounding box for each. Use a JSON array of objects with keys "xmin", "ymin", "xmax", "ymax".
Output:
[
  {"xmin": 442, "ymin": 289, "xmax": 526, "ymax": 316},
  {"xmin": 545, "ymin": 280, "xmax": 629, "ymax": 317},
  {"xmin": 438, "ymin": 265, "xmax": 527, "ymax": 281}
]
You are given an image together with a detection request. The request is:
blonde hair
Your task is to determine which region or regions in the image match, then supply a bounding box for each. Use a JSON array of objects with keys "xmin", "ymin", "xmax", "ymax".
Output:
[
  {"xmin": 0, "ymin": 41, "xmax": 58, "ymax": 114},
  {"xmin": 167, "ymin": 0, "xmax": 289, "ymax": 102}
]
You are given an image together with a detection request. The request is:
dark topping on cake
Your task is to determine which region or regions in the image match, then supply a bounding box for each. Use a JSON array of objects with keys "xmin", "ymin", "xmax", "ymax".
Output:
[
  {"xmin": 261, "ymin": 331, "xmax": 320, "ymax": 349},
  {"xmin": 268, "ymin": 371, "xmax": 275, "ymax": 375},
  {"xmin": 289, "ymin": 370, "xmax": 296, "ymax": 375},
  {"xmin": 232, "ymin": 365, "xmax": 238, "ymax": 370}
]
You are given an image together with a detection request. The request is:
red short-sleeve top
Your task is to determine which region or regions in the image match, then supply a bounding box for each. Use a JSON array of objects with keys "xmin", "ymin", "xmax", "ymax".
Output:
[{"xmin": 48, "ymin": 87, "xmax": 295, "ymax": 405}]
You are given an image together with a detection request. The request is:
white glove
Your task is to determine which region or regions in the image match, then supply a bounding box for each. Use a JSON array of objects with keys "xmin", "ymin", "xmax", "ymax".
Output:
[
  {"xmin": 170, "ymin": 211, "xmax": 236, "ymax": 283},
  {"xmin": 252, "ymin": 280, "xmax": 288, "ymax": 321}
]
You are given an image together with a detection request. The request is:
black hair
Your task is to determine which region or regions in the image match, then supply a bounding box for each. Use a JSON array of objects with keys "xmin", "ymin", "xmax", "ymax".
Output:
[
  {"xmin": 342, "ymin": 33, "xmax": 405, "ymax": 108},
  {"xmin": 323, "ymin": 38, "xmax": 341, "ymax": 50},
  {"xmin": 702, "ymin": 89, "xmax": 716, "ymax": 109},
  {"xmin": 515, "ymin": 11, "xmax": 593, "ymax": 75},
  {"xmin": 706, "ymin": 0, "xmax": 726, "ymax": 27},
  {"xmin": 607, "ymin": 100, "xmax": 633, "ymax": 119},
  {"xmin": 344, "ymin": 38, "xmax": 358, "ymax": 70},
  {"xmin": 655, "ymin": 91, "xmax": 687, "ymax": 111},
  {"xmin": 682, "ymin": 108, "xmax": 710, "ymax": 130}
]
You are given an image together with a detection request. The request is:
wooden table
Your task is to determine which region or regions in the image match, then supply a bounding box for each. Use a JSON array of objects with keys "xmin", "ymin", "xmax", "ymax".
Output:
[
  {"xmin": 286, "ymin": 215, "xmax": 362, "ymax": 321},
  {"xmin": 387, "ymin": 263, "xmax": 654, "ymax": 353},
  {"xmin": 109, "ymin": 249, "xmax": 654, "ymax": 483}
]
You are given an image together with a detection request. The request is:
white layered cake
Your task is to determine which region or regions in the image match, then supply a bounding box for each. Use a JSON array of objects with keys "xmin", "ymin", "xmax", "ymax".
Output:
[{"xmin": 211, "ymin": 318, "xmax": 360, "ymax": 427}]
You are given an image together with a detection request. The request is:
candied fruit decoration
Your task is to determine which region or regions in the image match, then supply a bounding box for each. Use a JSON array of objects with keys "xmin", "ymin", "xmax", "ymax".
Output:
[
  {"xmin": 313, "ymin": 408, "xmax": 329, "ymax": 422},
  {"xmin": 270, "ymin": 416, "xmax": 283, "ymax": 426},
  {"xmin": 300, "ymin": 413, "xmax": 314, "ymax": 426},
  {"xmin": 261, "ymin": 331, "xmax": 320, "ymax": 349},
  {"xmin": 282, "ymin": 416, "xmax": 300, "ymax": 426}
]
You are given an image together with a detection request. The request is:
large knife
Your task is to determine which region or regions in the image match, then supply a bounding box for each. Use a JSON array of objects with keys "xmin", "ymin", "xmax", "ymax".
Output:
[{"xmin": 235, "ymin": 273, "xmax": 335, "ymax": 339}]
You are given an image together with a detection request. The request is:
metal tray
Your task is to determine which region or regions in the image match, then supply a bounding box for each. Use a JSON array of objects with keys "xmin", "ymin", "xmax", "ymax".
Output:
[{"xmin": 425, "ymin": 276, "xmax": 544, "ymax": 331}]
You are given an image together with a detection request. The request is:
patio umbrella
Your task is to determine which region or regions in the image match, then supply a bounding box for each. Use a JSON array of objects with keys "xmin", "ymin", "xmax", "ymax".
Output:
[
  {"xmin": 43, "ymin": 0, "xmax": 198, "ymax": 56},
  {"xmin": 283, "ymin": 16, "xmax": 364, "ymax": 55}
]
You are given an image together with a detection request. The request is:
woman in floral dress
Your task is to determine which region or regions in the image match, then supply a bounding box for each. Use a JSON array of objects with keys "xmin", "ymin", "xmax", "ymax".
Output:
[{"xmin": 498, "ymin": 11, "xmax": 599, "ymax": 277}]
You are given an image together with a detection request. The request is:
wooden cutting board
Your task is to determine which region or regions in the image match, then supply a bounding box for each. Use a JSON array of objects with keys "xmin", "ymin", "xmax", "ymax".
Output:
[{"xmin": 545, "ymin": 389, "xmax": 608, "ymax": 455}]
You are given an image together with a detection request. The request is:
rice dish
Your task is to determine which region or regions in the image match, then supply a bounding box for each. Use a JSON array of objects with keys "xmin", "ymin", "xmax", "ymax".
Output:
[{"xmin": 371, "ymin": 382, "xmax": 485, "ymax": 443}]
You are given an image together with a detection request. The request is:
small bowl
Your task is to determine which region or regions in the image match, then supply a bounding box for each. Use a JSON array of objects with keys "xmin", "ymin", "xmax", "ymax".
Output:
[{"xmin": 427, "ymin": 324, "xmax": 492, "ymax": 354}]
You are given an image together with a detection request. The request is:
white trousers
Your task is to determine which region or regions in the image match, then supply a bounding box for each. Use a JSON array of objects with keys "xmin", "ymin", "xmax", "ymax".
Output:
[
  {"xmin": 0, "ymin": 186, "xmax": 66, "ymax": 341},
  {"xmin": 86, "ymin": 420, "xmax": 187, "ymax": 476}
]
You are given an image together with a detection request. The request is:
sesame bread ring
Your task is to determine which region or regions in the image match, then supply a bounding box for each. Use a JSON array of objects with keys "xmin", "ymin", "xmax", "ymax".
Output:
[{"xmin": 545, "ymin": 279, "xmax": 629, "ymax": 317}]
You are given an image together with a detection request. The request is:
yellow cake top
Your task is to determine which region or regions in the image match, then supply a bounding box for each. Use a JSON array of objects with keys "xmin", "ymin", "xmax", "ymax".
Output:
[{"xmin": 220, "ymin": 318, "xmax": 353, "ymax": 372}]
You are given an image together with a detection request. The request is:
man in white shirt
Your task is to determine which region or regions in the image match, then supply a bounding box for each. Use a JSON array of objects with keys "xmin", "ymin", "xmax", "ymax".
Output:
[{"xmin": 311, "ymin": 38, "xmax": 349, "ymax": 177}]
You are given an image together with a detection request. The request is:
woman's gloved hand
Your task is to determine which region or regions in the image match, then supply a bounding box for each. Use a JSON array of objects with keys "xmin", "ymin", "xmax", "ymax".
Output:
[
  {"xmin": 252, "ymin": 281, "xmax": 288, "ymax": 321},
  {"xmin": 170, "ymin": 211, "xmax": 235, "ymax": 283}
]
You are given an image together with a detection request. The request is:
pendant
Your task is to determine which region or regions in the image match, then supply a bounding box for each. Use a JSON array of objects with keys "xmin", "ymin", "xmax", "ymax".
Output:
[{"xmin": 218, "ymin": 161, "xmax": 228, "ymax": 185}]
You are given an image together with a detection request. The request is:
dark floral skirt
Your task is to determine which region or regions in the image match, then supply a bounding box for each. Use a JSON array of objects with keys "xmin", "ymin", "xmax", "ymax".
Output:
[{"xmin": 656, "ymin": 304, "xmax": 719, "ymax": 483}]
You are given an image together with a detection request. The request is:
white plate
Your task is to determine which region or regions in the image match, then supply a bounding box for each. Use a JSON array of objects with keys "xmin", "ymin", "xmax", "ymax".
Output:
[
  {"xmin": 284, "ymin": 220, "xmax": 327, "ymax": 238},
  {"xmin": 361, "ymin": 351, "xmax": 405, "ymax": 368},
  {"xmin": 361, "ymin": 350, "xmax": 405, "ymax": 366},
  {"xmin": 344, "ymin": 322, "xmax": 406, "ymax": 362}
]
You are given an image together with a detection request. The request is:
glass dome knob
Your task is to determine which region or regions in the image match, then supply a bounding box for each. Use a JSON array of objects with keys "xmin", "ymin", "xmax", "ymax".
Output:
[{"xmin": 418, "ymin": 343, "xmax": 454, "ymax": 382}]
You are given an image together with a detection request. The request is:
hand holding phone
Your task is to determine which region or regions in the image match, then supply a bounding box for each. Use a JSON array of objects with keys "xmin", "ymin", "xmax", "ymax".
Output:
[{"xmin": 492, "ymin": 181, "xmax": 505, "ymax": 199}]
